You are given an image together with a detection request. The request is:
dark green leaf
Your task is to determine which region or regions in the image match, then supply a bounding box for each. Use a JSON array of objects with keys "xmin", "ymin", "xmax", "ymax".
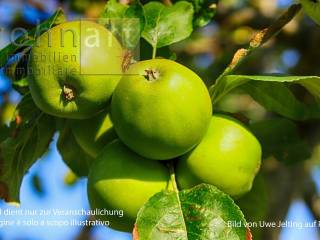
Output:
[
  {"xmin": 0, "ymin": 95, "xmax": 55, "ymax": 203},
  {"xmin": 4, "ymin": 49, "xmax": 30, "ymax": 95},
  {"xmin": 100, "ymin": 0, "xmax": 128, "ymax": 19},
  {"xmin": 250, "ymin": 118, "xmax": 311, "ymax": 164},
  {"xmin": 142, "ymin": 1, "xmax": 194, "ymax": 48},
  {"xmin": 241, "ymin": 81, "xmax": 320, "ymax": 120},
  {"xmin": 135, "ymin": 190, "xmax": 187, "ymax": 239},
  {"xmin": 125, "ymin": 1, "xmax": 145, "ymax": 32},
  {"xmin": 123, "ymin": 2, "xmax": 145, "ymax": 50},
  {"xmin": 300, "ymin": 0, "xmax": 320, "ymax": 26},
  {"xmin": 135, "ymin": 184, "xmax": 248, "ymax": 240},
  {"xmin": 181, "ymin": 184, "xmax": 248, "ymax": 239},
  {"xmin": 99, "ymin": 0, "xmax": 144, "ymax": 50},
  {"xmin": 12, "ymin": 78, "xmax": 29, "ymax": 94},
  {"xmin": 210, "ymin": 75, "xmax": 320, "ymax": 104},
  {"xmin": 0, "ymin": 125, "xmax": 10, "ymax": 142},
  {"xmin": 176, "ymin": 0, "xmax": 218, "ymax": 27},
  {"xmin": 210, "ymin": 75, "xmax": 320, "ymax": 120},
  {"xmin": 0, "ymin": 9, "xmax": 65, "ymax": 68}
]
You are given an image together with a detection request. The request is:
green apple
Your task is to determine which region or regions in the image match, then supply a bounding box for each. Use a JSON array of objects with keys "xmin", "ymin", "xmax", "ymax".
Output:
[
  {"xmin": 71, "ymin": 109, "xmax": 117, "ymax": 158},
  {"xmin": 87, "ymin": 139, "xmax": 169, "ymax": 232},
  {"xmin": 28, "ymin": 20, "xmax": 123, "ymax": 119},
  {"xmin": 57, "ymin": 124, "xmax": 94, "ymax": 177},
  {"xmin": 301, "ymin": 0, "xmax": 320, "ymax": 25},
  {"xmin": 111, "ymin": 59, "xmax": 212, "ymax": 160},
  {"xmin": 176, "ymin": 114, "xmax": 262, "ymax": 197}
]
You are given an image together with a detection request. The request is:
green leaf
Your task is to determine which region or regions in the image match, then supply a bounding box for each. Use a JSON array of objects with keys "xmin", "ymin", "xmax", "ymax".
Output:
[
  {"xmin": 0, "ymin": 9, "xmax": 65, "ymax": 68},
  {"xmin": 300, "ymin": 0, "xmax": 320, "ymax": 26},
  {"xmin": 134, "ymin": 190, "xmax": 187, "ymax": 239},
  {"xmin": 123, "ymin": 2, "xmax": 145, "ymax": 49},
  {"xmin": 241, "ymin": 81, "xmax": 320, "ymax": 120},
  {"xmin": 125, "ymin": 0, "xmax": 145, "ymax": 31},
  {"xmin": 100, "ymin": 0, "xmax": 128, "ymax": 19},
  {"xmin": 177, "ymin": 0, "xmax": 218, "ymax": 27},
  {"xmin": 211, "ymin": 75, "xmax": 320, "ymax": 104},
  {"xmin": 12, "ymin": 78, "xmax": 29, "ymax": 94},
  {"xmin": 0, "ymin": 95, "xmax": 55, "ymax": 203},
  {"xmin": 250, "ymin": 118, "xmax": 311, "ymax": 164},
  {"xmin": 135, "ymin": 184, "xmax": 249, "ymax": 240},
  {"xmin": 210, "ymin": 75, "xmax": 320, "ymax": 120},
  {"xmin": 99, "ymin": 0, "xmax": 144, "ymax": 50},
  {"xmin": 142, "ymin": 1, "xmax": 194, "ymax": 48},
  {"xmin": 4, "ymin": 49, "xmax": 30, "ymax": 95},
  {"xmin": 299, "ymin": 79, "xmax": 320, "ymax": 102}
]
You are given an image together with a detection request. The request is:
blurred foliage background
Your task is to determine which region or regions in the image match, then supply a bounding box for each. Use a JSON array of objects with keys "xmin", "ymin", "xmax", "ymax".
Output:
[{"xmin": 1, "ymin": 0, "xmax": 320, "ymax": 240}]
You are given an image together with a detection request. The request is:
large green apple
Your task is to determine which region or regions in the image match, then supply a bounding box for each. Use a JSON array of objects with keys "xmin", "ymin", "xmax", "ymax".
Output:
[
  {"xmin": 111, "ymin": 59, "xmax": 212, "ymax": 160},
  {"xmin": 176, "ymin": 114, "xmax": 262, "ymax": 197},
  {"xmin": 28, "ymin": 20, "xmax": 123, "ymax": 119},
  {"xmin": 70, "ymin": 109, "xmax": 117, "ymax": 158},
  {"xmin": 301, "ymin": 0, "xmax": 320, "ymax": 25},
  {"xmin": 87, "ymin": 139, "xmax": 169, "ymax": 232},
  {"xmin": 57, "ymin": 125, "xmax": 94, "ymax": 177}
]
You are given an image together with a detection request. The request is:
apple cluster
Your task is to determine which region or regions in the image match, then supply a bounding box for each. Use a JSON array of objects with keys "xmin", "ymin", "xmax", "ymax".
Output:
[{"xmin": 27, "ymin": 21, "xmax": 262, "ymax": 232}]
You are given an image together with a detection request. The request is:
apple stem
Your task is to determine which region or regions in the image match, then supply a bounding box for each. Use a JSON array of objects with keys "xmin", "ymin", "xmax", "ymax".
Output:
[
  {"xmin": 168, "ymin": 162, "xmax": 179, "ymax": 193},
  {"xmin": 143, "ymin": 68, "xmax": 159, "ymax": 81},
  {"xmin": 152, "ymin": 46, "xmax": 157, "ymax": 59},
  {"xmin": 63, "ymin": 85, "xmax": 76, "ymax": 101}
]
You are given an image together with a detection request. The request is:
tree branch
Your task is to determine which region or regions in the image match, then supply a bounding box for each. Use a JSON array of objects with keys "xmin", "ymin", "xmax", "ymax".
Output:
[
  {"xmin": 303, "ymin": 176, "xmax": 320, "ymax": 222},
  {"xmin": 209, "ymin": 3, "xmax": 302, "ymax": 97},
  {"xmin": 162, "ymin": 0, "xmax": 172, "ymax": 6},
  {"xmin": 262, "ymin": 162, "xmax": 306, "ymax": 240},
  {"xmin": 75, "ymin": 216, "xmax": 95, "ymax": 240}
]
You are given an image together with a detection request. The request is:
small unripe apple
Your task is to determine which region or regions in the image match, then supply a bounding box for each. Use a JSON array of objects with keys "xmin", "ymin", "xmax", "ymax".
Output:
[
  {"xmin": 70, "ymin": 109, "xmax": 117, "ymax": 158},
  {"xmin": 176, "ymin": 114, "xmax": 262, "ymax": 197},
  {"xmin": 28, "ymin": 20, "xmax": 123, "ymax": 119},
  {"xmin": 57, "ymin": 125, "xmax": 94, "ymax": 177},
  {"xmin": 111, "ymin": 59, "xmax": 212, "ymax": 160},
  {"xmin": 87, "ymin": 140, "xmax": 169, "ymax": 232}
]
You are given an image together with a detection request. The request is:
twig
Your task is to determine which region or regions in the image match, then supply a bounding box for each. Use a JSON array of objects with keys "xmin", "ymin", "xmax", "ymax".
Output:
[
  {"xmin": 75, "ymin": 216, "xmax": 95, "ymax": 240},
  {"xmin": 262, "ymin": 163, "xmax": 306, "ymax": 240},
  {"xmin": 209, "ymin": 4, "xmax": 302, "ymax": 98},
  {"xmin": 303, "ymin": 176, "xmax": 320, "ymax": 223},
  {"xmin": 162, "ymin": 0, "xmax": 172, "ymax": 6}
]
